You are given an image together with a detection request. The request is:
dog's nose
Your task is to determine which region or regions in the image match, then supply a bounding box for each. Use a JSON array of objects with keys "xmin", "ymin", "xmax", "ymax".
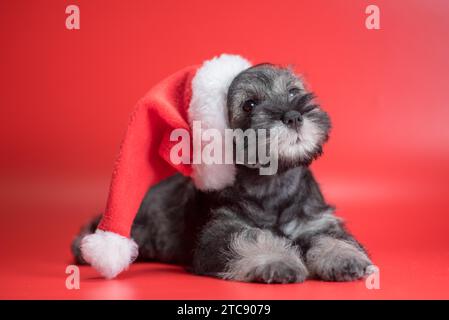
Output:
[{"xmin": 282, "ymin": 111, "xmax": 302, "ymax": 129}]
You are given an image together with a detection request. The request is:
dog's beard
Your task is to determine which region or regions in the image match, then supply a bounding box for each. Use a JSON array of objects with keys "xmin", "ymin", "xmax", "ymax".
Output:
[{"xmin": 252, "ymin": 110, "xmax": 329, "ymax": 169}]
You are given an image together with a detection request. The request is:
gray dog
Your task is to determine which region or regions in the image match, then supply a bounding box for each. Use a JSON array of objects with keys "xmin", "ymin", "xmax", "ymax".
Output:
[{"xmin": 73, "ymin": 64, "xmax": 372, "ymax": 283}]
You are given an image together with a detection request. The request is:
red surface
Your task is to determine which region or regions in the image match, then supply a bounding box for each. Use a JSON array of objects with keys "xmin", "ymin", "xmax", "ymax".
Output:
[{"xmin": 1, "ymin": 0, "xmax": 449, "ymax": 299}]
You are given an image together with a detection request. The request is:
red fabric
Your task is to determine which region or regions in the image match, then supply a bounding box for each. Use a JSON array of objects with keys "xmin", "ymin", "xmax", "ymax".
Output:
[{"xmin": 98, "ymin": 66, "xmax": 197, "ymax": 237}]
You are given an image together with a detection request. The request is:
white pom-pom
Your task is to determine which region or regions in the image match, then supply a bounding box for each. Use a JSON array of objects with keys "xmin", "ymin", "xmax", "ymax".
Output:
[{"xmin": 81, "ymin": 229, "xmax": 138, "ymax": 279}]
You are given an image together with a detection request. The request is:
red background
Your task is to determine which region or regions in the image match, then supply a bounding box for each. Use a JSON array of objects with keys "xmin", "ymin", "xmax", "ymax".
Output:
[{"xmin": 1, "ymin": 0, "xmax": 449, "ymax": 299}]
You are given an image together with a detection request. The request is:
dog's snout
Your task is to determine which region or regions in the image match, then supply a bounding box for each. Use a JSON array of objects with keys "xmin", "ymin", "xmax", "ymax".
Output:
[{"xmin": 282, "ymin": 110, "xmax": 302, "ymax": 129}]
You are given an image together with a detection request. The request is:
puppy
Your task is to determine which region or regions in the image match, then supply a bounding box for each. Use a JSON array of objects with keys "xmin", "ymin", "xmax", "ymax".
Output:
[{"xmin": 73, "ymin": 64, "xmax": 372, "ymax": 283}]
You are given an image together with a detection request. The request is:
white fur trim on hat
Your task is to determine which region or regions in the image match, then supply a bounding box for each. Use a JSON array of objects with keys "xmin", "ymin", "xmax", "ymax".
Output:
[
  {"xmin": 81, "ymin": 230, "xmax": 138, "ymax": 279},
  {"xmin": 188, "ymin": 54, "xmax": 252, "ymax": 191}
]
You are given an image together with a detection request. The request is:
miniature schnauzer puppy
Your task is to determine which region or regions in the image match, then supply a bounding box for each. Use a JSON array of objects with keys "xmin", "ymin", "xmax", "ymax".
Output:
[{"xmin": 73, "ymin": 64, "xmax": 372, "ymax": 283}]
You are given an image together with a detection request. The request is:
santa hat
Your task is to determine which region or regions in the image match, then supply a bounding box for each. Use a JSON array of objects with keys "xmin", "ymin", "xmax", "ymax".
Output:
[{"xmin": 80, "ymin": 54, "xmax": 252, "ymax": 279}]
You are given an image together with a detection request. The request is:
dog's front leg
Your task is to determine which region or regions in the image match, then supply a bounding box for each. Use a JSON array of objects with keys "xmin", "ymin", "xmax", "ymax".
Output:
[
  {"xmin": 292, "ymin": 211, "xmax": 373, "ymax": 282},
  {"xmin": 284, "ymin": 192, "xmax": 373, "ymax": 282},
  {"xmin": 192, "ymin": 214, "xmax": 308, "ymax": 283}
]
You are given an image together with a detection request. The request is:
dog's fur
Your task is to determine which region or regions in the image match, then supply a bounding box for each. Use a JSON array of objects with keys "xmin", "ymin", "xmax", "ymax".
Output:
[{"xmin": 72, "ymin": 64, "xmax": 372, "ymax": 283}]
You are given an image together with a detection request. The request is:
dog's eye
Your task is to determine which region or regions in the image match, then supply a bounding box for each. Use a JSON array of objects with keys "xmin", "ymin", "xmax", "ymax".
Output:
[
  {"xmin": 242, "ymin": 99, "xmax": 258, "ymax": 112},
  {"xmin": 288, "ymin": 87, "xmax": 301, "ymax": 97}
]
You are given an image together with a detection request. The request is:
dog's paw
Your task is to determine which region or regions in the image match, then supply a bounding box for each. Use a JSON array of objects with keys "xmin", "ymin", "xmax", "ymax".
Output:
[
  {"xmin": 221, "ymin": 258, "xmax": 309, "ymax": 284},
  {"xmin": 249, "ymin": 260, "xmax": 308, "ymax": 284},
  {"xmin": 306, "ymin": 237, "xmax": 372, "ymax": 282},
  {"xmin": 322, "ymin": 253, "xmax": 371, "ymax": 282},
  {"xmin": 219, "ymin": 229, "xmax": 308, "ymax": 284}
]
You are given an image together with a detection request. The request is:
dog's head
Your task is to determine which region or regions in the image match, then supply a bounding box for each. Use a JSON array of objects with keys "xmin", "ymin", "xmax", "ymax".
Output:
[{"xmin": 227, "ymin": 64, "xmax": 331, "ymax": 170}]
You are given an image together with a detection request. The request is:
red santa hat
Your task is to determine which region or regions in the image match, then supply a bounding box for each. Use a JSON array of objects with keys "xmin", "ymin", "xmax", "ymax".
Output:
[{"xmin": 80, "ymin": 54, "xmax": 252, "ymax": 279}]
